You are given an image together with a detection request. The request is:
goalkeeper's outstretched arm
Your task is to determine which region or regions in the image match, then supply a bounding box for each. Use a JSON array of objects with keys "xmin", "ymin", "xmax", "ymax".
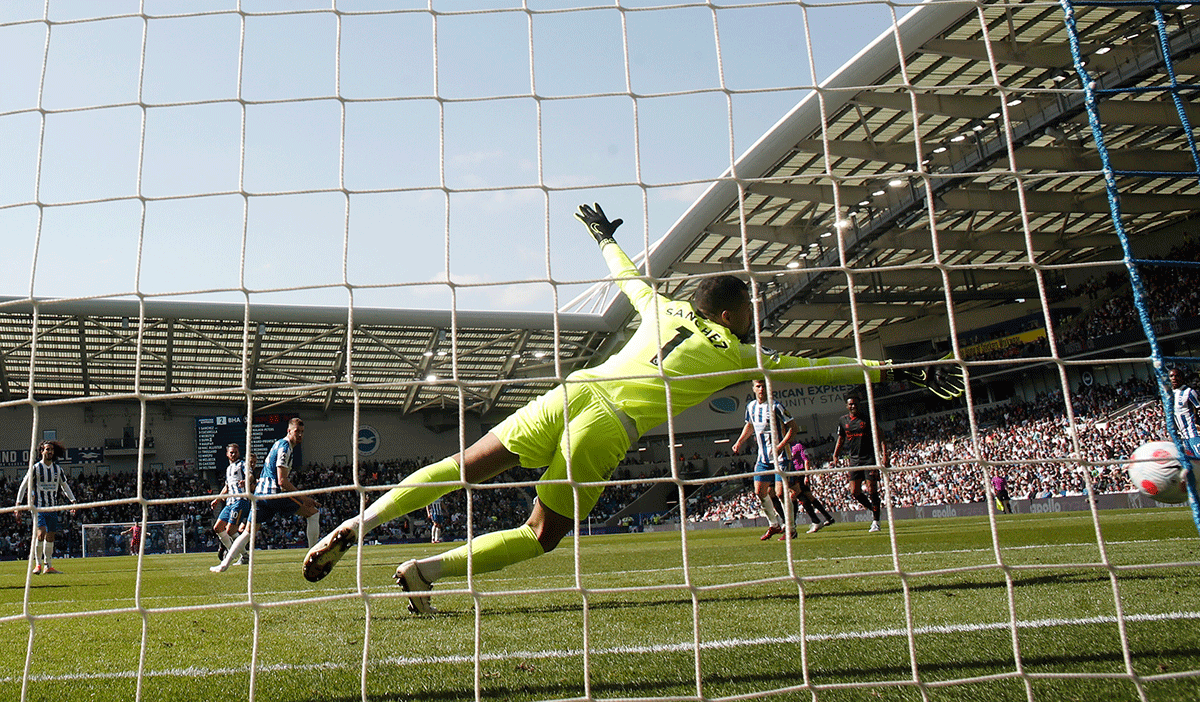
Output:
[
  {"xmin": 575, "ymin": 203, "xmax": 658, "ymax": 314},
  {"xmin": 574, "ymin": 202, "xmax": 966, "ymax": 403}
]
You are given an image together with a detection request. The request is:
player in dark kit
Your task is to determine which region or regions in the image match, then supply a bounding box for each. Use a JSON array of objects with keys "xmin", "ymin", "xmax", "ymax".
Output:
[{"xmin": 831, "ymin": 393, "xmax": 886, "ymax": 532}]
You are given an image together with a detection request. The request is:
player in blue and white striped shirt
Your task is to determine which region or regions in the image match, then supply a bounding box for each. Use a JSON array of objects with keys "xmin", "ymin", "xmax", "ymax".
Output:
[
  {"xmin": 731, "ymin": 379, "xmax": 798, "ymax": 541},
  {"xmin": 209, "ymin": 444, "xmax": 251, "ymax": 565},
  {"xmin": 15, "ymin": 441, "xmax": 77, "ymax": 575},
  {"xmin": 211, "ymin": 418, "xmax": 321, "ymax": 573},
  {"xmin": 1170, "ymin": 368, "xmax": 1200, "ymax": 457},
  {"xmin": 427, "ymin": 497, "xmax": 447, "ymax": 544}
]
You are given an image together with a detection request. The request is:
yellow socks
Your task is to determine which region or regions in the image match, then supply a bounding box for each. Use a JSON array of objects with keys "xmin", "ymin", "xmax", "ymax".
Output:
[
  {"xmin": 361, "ymin": 457, "xmax": 462, "ymax": 533},
  {"xmin": 429, "ymin": 524, "xmax": 543, "ymax": 579}
]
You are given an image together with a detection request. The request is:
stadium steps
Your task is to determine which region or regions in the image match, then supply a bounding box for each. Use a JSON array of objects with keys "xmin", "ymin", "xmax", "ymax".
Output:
[
  {"xmin": 1103, "ymin": 398, "xmax": 1158, "ymax": 424},
  {"xmin": 603, "ymin": 461, "xmax": 716, "ymax": 528}
]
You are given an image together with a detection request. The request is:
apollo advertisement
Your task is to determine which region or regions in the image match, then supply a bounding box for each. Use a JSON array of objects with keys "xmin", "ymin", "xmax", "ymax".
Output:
[{"xmin": 641, "ymin": 380, "xmax": 861, "ymax": 439}]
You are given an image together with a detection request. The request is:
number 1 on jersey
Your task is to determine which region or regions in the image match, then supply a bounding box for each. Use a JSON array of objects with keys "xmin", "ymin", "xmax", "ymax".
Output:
[{"xmin": 650, "ymin": 327, "xmax": 693, "ymax": 366}]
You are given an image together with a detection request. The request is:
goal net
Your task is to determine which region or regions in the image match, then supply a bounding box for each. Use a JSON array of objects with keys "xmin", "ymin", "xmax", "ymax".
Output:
[
  {"xmin": 3, "ymin": 1, "xmax": 1199, "ymax": 701},
  {"xmin": 80, "ymin": 520, "xmax": 187, "ymax": 558}
]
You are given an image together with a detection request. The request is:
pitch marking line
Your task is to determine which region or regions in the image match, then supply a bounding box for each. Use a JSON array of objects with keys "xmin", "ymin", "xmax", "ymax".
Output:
[
  {"xmin": 1, "ymin": 536, "xmax": 1189, "ymax": 608},
  {"xmin": 3, "ymin": 610, "xmax": 1198, "ymax": 683}
]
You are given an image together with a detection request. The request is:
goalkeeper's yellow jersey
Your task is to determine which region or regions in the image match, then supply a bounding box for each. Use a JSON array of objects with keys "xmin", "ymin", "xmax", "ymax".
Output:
[{"xmin": 568, "ymin": 240, "xmax": 883, "ymax": 438}]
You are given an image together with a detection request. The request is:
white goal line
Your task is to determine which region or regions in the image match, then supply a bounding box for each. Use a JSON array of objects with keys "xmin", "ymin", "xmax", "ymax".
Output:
[{"xmin": 5, "ymin": 609, "xmax": 1198, "ymax": 687}]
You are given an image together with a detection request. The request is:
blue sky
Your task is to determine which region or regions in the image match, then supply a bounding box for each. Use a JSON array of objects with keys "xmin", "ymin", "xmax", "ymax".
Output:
[{"xmin": 1, "ymin": 0, "xmax": 903, "ymax": 313}]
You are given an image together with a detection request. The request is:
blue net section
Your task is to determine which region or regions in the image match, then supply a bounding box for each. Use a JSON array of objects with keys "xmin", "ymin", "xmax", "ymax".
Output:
[{"xmin": 1059, "ymin": 0, "xmax": 1200, "ymax": 532}]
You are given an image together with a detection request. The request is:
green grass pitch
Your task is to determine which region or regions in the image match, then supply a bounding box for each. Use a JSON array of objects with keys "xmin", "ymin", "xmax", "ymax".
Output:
[{"xmin": 2, "ymin": 509, "xmax": 1198, "ymax": 701}]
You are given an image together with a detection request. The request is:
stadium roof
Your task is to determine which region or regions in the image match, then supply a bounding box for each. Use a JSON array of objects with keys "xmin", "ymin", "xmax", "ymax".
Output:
[
  {"xmin": 0, "ymin": 297, "xmax": 610, "ymax": 417},
  {"xmin": 569, "ymin": 1, "xmax": 1200, "ymax": 355},
  {"xmin": 3, "ymin": 1, "xmax": 1197, "ymax": 415}
]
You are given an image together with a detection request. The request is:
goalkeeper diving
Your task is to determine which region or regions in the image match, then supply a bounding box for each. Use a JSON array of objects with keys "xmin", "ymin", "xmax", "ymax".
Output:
[{"xmin": 302, "ymin": 203, "xmax": 966, "ymax": 613}]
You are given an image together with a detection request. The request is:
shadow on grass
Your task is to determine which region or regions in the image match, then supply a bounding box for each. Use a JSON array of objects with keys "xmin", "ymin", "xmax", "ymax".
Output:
[
  {"xmin": 366, "ymin": 567, "xmax": 1194, "ymax": 621},
  {"xmin": 799, "ymin": 567, "xmax": 1192, "ymax": 600},
  {"xmin": 267, "ymin": 643, "xmax": 1200, "ymax": 702},
  {"xmin": 802, "ymin": 643, "xmax": 1200, "ymax": 685},
  {"xmin": 0, "ymin": 582, "xmax": 79, "ymax": 592}
]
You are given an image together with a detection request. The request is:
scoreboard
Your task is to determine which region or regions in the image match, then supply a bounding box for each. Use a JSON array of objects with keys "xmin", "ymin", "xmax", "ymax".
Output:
[{"xmin": 195, "ymin": 413, "xmax": 301, "ymax": 474}]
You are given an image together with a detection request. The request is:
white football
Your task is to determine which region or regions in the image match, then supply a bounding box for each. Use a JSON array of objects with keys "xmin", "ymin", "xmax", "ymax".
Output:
[{"xmin": 1126, "ymin": 441, "xmax": 1193, "ymax": 504}]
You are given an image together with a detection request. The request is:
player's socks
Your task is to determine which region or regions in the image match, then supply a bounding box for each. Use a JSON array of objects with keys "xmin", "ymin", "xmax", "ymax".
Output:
[
  {"xmin": 306, "ymin": 513, "xmax": 321, "ymax": 547},
  {"xmin": 799, "ymin": 498, "xmax": 820, "ymax": 523},
  {"xmin": 359, "ymin": 457, "xmax": 461, "ymax": 534},
  {"xmin": 420, "ymin": 524, "xmax": 542, "ymax": 581},
  {"xmin": 759, "ymin": 494, "xmax": 780, "ymax": 527},
  {"xmin": 769, "ymin": 493, "xmax": 788, "ymax": 527},
  {"xmin": 215, "ymin": 530, "xmax": 253, "ymax": 571},
  {"xmin": 870, "ymin": 493, "xmax": 881, "ymax": 522},
  {"xmin": 43, "ymin": 540, "xmax": 55, "ymax": 568},
  {"xmin": 218, "ymin": 532, "xmax": 233, "ymax": 550}
]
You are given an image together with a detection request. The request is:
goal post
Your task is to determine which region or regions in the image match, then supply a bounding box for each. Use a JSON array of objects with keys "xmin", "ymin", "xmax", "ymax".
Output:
[{"xmin": 81, "ymin": 520, "xmax": 187, "ymax": 558}]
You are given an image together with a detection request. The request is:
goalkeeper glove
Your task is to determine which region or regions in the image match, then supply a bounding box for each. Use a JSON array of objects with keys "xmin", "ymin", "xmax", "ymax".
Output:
[
  {"xmin": 884, "ymin": 355, "xmax": 965, "ymax": 400},
  {"xmin": 575, "ymin": 203, "xmax": 623, "ymax": 245}
]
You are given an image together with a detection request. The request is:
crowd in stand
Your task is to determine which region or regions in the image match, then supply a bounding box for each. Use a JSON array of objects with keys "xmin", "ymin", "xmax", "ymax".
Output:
[
  {"xmin": 0, "ymin": 372, "xmax": 1178, "ymax": 562},
  {"xmin": 689, "ymin": 378, "xmax": 1163, "ymax": 522},
  {"xmin": 986, "ymin": 236, "xmax": 1200, "ymax": 360},
  {"xmin": 953, "ymin": 236, "xmax": 1200, "ymax": 364}
]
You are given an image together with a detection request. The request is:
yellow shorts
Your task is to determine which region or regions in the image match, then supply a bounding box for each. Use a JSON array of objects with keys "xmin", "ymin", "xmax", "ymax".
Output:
[{"xmin": 491, "ymin": 382, "xmax": 632, "ymax": 519}]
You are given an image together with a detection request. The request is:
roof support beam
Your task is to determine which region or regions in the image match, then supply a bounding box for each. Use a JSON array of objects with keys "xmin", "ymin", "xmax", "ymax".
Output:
[
  {"xmin": 872, "ymin": 227, "xmax": 1118, "ymax": 251},
  {"xmin": 939, "ymin": 187, "xmax": 1200, "ymax": 214},
  {"xmin": 402, "ymin": 330, "xmax": 442, "ymax": 415},
  {"xmin": 248, "ymin": 323, "xmax": 265, "ymax": 391},
  {"xmin": 670, "ymin": 261, "xmax": 799, "ymax": 275},
  {"xmin": 723, "ymin": 224, "xmax": 1118, "ymax": 252},
  {"xmin": 792, "ymin": 139, "xmax": 1199, "ymax": 173},
  {"xmin": 851, "ymin": 91, "xmax": 1022, "ymax": 120},
  {"xmin": 704, "ymin": 223, "xmax": 812, "ymax": 246},
  {"xmin": 745, "ymin": 180, "xmax": 1199, "ymax": 216},
  {"xmin": 356, "ymin": 327, "xmax": 422, "ymax": 372},
  {"xmin": 776, "ymin": 302, "xmax": 928, "ymax": 321},
  {"xmin": 77, "ymin": 316, "xmax": 91, "ymax": 397},
  {"xmin": 432, "ymin": 330, "xmax": 525, "ymax": 365},
  {"xmin": 853, "ymin": 89, "xmax": 1200, "ymax": 128},
  {"xmin": 839, "ymin": 267, "xmax": 1036, "ymax": 289},
  {"xmin": 260, "ymin": 326, "xmax": 344, "ymax": 365},
  {"xmin": 757, "ymin": 336, "xmax": 856, "ymax": 353},
  {"xmin": 793, "ymin": 138, "xmax": 922, "ymax": 164},
  {"xmin": 1010, "ymin": 145, "xmax": 1200, "ymax": 173},
  {"xmin": 761, "ymin": 22, "xmax": 1200, "ymax": 323},
  {"xmin": 1084, "ymin": 100, "xmax": 1200, "ymax": 128},
  {"xmin": 322, "ymin": 347, "xmax": 347, "ymax": 415},
  {"xmin": 479, "ymin": 329, "xmax": 533, "ymax": 415},
  {"xmin": 750, "ymin": 182, "xmax": 873, "ymax": 206},
  {"xmin": 164, "ymin": 319, "xmax": 174, "ymax": 393},
  {"xmin": 920, "ymin": 38, "xmax": 1134, "ymax": 71},
  {"xmin": 797, "ymin": 289, "xmax": 1042, "ymax": 304}
]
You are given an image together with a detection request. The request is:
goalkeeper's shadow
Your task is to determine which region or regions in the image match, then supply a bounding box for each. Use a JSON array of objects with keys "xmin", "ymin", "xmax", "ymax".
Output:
[
  {"xmin": 801, "ymin": 567, "xmax": 1182, "ymax": 600},
  {"xmin": 368, "ymin": 590, "xmax": 803, "ymax": 621}
]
